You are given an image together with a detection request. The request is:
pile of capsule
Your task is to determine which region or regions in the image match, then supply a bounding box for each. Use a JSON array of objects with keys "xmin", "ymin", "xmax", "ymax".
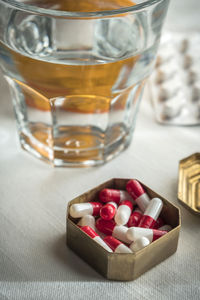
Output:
[{"xmin": 69, "ymin": 179, "xmax": 172, "ymax": 254}]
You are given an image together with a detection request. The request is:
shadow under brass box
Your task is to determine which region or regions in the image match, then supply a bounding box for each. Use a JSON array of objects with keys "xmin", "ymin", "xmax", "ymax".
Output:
[
  {"xmin": 66, "ymin": 178, "xmax": 181, "ymax": 281},
  {"xmin": 178, "ymin": 153, "xmax": 200, "ymax": 215}
]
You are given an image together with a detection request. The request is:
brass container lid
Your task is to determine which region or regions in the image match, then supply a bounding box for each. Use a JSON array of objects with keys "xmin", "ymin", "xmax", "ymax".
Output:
[{"xmin": 178, "ymin": 153, "xmax": 200, "ymax": 215}]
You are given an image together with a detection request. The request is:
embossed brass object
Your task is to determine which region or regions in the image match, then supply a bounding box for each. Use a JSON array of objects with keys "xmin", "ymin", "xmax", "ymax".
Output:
[
  {"xmin": 178, "ymin": 153, "xmax": 200, "ymax": 215},
  {"xmin": 66, "ymin": 178, "xmax": 181, "ymax": 281}
]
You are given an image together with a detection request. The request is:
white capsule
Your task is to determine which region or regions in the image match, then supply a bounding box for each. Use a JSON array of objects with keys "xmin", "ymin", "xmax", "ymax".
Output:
[
  {"xmin": 148, "ymin": 198, "xmax": 163, "ymax": 219},
  {"xmin": 119, "ymin": 191, "xmax": 135, "ymax": 203},
  {"xmin": 162, "ymin": 91, "xmax": 186, "ymax": 119},
  {"xmin": 192, "ymin": 81, "xmax": 200, "ymax": 101},
  {"xmin": 93, "ymin": 236, "xmax": 113, "ymax": 252},
  {"xmin": 115, "ymin": 243, "xmax": 133, "ymax": 254},
  {"xmin": 179, "ymin": 34, "xmax": 200, "ymax": 53},
  {"xmin": 183, "ymin": 53, "xmax": 200, "ymax": 69},
  {"xmin": 141, "ymin": 198, "xmax": 163, "ymax": 222},
  {"xmin": 77, "ymin": 215, "xmax": 96, "ymax": 231},
  {"xmin": 70, "ymin": 203, "xmax": 93, "ymax": 218},
  {"xmin": 183, "ymin": 55, "xmax": 192, "ymax": 69},
  {"xmin": 114, "ymin": 201, "xmax": 133, "ymax": 226},
  {"xmin": 69, "ymin": 202, "xmax": 102, "ymax": 218},
  {"xmin": 159, "ymin": 76, "xmax": 182, "ymax": 101},
  {"xmin": 130, "ymin": 237, "xmax": 150, "ymax": 252},
  {"xmin": 186, "ymin": 50, "xmax": 200, "ymax": 62},
  {"xmin": 179, "ymin": 38, "xmax": 189, "ymax": 53},
  {"xmin": 155, "ymin": 59, "xmax": 178, "ymax": 84},
  {"xmin": 115, "ymin": 206, "xmax": 131, "ymax": 225},
  {"xmin": 103, "ymin": 236, "xmax": 132, "ymax": 253},
  {"xmin": 188, "ymin": 67, "xmax": 200, "ymax": 84},
  {"xmin": 127, "ymin": 227, "xmax": 154, "ymax": 242},
  {"xmin": 113, "ymin": 225, "xmax": 132, "ymax": 244},
  {"xmin": 81, "ymin": 226, "xmax": 113, "ymax": 252},
  {"xmin": 136, "ymin": 194, "xmax": 150, "ymax": 212},
  {"xmin": 126, "ymin": 179, "xmax": 150, "ymax": 212},
  {"xmin": 127, "ymin": 227, "xmax": 167, "ymax": 243},
  {"xmin": 158, "ymin": 225, "xmax": 172, "ymax": 231}
]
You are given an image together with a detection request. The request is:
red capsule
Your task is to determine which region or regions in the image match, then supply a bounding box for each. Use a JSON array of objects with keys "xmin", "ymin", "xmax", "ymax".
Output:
[
  {"xmin": 81, "ymin": 226, "xmax": 113, "ymax": 252},
  {"xmin": 153, "ymin": 217, "xmax": 164, "ymax": 229},
  {"xmin": 103, "ymin": 236, "xmax": 132, "ymax": 253},
  {"xmin": 91, "ymin": 202, "xmax": 103, "ymax": 216},
  {"xmin": 70, "ymin": 202, "xmax": 102, "ymax": 218},
  {"xmin": 127, "ymin": 208, "xmax": 143, "ymax": 227},
  {"xmin": 99, "ymin": 188, "xmax": 133, "ymax": 204},
  {"xmin": 96, "ymin": 218, "xmax": 116, "ymax": 235},
  {"xmin": 100, "ymin": 202, "xmax": 117, "ymax": 220},
  {"xmin": 138, "ymin": 198, "xmax": 163, "ymax": 229},
  {"xmin": 126, "ymin": 180, "xmax": 150, "ymax": 212},
  {"xmin": 126, "ymin": 179, "xmax": 145, "ymax": 198},
  {"xmin": 96, "ymin": 218, "xmax": 131, "ymax": 244},
  {"xmin": 127, "ymin": 227, "xmax": 168, "ymax": 242},
  {"xmin": 81, "ymin": 225, "xmax": 98, "ymax": 238}
]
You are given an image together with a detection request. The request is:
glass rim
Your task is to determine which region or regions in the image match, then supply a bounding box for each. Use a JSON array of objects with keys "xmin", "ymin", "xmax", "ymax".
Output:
[{"xmin": 1, "ymin": 0, "xmax": 164, "ymax": 18}]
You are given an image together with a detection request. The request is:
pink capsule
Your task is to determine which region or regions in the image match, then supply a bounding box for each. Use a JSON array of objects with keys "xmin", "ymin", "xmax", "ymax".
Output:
[
  {"xmin": 114, "ymin": 200, "xmax": 133, "ymax": 226},
  {"xmin": 103, "ymin": 236, "xmax": 132, "ymax": 253},
  {"xmin": 138, "ymin": 198, "xmax": 163, "ymax": 228},
  {"xmin": 152, "ymin": 217, "xmax": 164, "ymax": 229},
  {"xmin": 127, "ymin": 227, "xmax": 168, "ymax": 243},
  {"xmin": 100, "ymin": 202, "xmax": 118, "ymax": 220},
  {"xmin": 126, "ymin": 180, "xmax": 150, "ymax": 212},
  {"xmin": 127, "ymin": 208, "xmax": 143, "ymax": 227},
  {"xmin": 69, "ymin": 202, "xmax": 102, "ymax": 218},
  {"xmin": 99, "ymin": 188, "xmax": 133, "ymax": 204},
  {"xmin": 159, "ymin": 225, "xmax": 172, "ymax": 231},
  {"xmin": 96, "ymin": 218, "xmax": 132, "ymax": 244},
  {"xmin": 81, "ymin": 226, "xmax": 112, "ymax": 252}
]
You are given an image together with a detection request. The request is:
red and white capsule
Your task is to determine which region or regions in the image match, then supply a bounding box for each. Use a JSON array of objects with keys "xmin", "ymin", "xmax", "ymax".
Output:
[
  {"xmin": 152, "ymin": 217, "xmax": 164, "ymax": 229},
  {"xmin": 77, "ymin": 215, "xmax": 96, "ymax": 231},
  {"xmin": 100, "ymin": 202, "xmax": 118, "ymax": 220},
  {"xmin": 104, "ymin": 236, "xmax": 132, "ymax": 254},
  {"xmin": 126, "ymin": 227, "xmax": 168, "ymax": 243},
  {"xmin": 158, "ymin": 225, "xmax": 172, "ymax": 231},
  {"xmin": 138, "ymin": 198, "xmax": 163, "ymax": 228},
  {"xmin": 126, "ymin": 179, "xmax": 150, "ymax": 212},
  {"xmin": 96, "ymin": 218, "xmax": 132, "ymax": 244},
  {"xmin": 115, "ymin": 200, "xmax": 133, "ymax": 226},
  {"xmin": 127, "ymin": 208, "xmax": 143, "ymax": 227},
  {"xmin": 81, "ymin": 226, "xmax": 112, "ymax": 252},
  {"xmin": 69, "ymin": 202, "xmax": 102, "ymax": 218},
  {"xmin": 99, "ymin": 189, "xmax": 134, "ymax": 205},
  {"xmin": 130, "ymin": 237, "xmax": 150, "ymax": 252}
]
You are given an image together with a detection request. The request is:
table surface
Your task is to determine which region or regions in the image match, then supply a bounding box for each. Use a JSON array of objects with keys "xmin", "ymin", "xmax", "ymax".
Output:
[{"xmin": 1, "ymin": 1, "xmax": 200, "ymax": 299}]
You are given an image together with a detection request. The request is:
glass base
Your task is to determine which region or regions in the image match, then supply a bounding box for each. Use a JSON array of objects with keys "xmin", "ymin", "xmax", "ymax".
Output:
[{"xmin": 19, "ymin": 125, "xmax": 133, "ymax": 167}]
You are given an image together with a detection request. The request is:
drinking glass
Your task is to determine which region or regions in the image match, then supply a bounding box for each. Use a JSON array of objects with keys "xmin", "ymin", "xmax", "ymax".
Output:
[{"xmin": 0, "ymin": 0, "xmax": 170, "ymax": 166}]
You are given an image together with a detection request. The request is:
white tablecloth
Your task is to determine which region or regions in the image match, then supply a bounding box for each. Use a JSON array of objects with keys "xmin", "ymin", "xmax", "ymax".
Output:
[{"xmin": 0, "ymin": 1, "xmax": 200, "ymax": 299}]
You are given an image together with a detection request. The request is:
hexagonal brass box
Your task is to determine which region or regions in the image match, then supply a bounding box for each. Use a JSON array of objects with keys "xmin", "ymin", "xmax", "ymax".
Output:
[
  {"xmin": 178, "ymin": 153, "xmax": 200, "ymax": 215},
  {"xmin": 66, "ymin": 178, "xmax": 181, "ymax": 281}
]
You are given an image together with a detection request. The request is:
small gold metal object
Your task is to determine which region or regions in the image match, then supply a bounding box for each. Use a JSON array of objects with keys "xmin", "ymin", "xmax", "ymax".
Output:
[{"xmin": 178, "ymin": 153, "xmax": 200, "ymax": 215}]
